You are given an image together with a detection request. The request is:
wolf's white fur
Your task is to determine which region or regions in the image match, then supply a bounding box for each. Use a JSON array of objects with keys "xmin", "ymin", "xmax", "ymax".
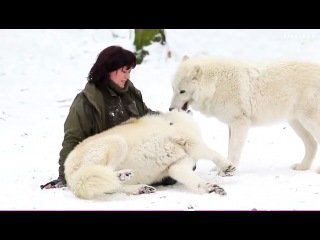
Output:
[
  {"xmin": 64, "ymin": 110, "xmax": 235, "ymax": 199},
  {"xmin": 170, "ymin": 56, "xmax": 320, "ymax": 173}
]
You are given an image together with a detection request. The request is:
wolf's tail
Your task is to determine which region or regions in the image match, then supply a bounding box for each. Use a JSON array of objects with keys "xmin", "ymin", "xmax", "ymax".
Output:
[{"xmin": 67, "ymin": 165, "xmax": 121, "ymax": 199}]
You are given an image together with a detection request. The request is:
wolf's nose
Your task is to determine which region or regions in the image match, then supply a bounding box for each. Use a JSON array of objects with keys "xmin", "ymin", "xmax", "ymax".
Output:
[{"xmin": 169, "ymin": 107, "xmax": 174, "ymax": 111}]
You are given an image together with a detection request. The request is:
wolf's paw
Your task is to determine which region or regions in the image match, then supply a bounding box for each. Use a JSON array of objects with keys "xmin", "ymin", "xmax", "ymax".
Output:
[
  {"xmin": 117, "ymin": 169, "xmax": 134, "ymax": 182},
  {"xmin": 199, "ymin": 182, "xmax": 226, "ymax": 195},
  {"xmin": 291, "ymin": 163, "xmax": 309, "ymax": 171},
  {"xmin": 218, "ymin": 165, "xmax": 236, "ymax": 177},
  {"xmin": 138, "ymin": 185, "xmax": 157, "ymax": 194}
]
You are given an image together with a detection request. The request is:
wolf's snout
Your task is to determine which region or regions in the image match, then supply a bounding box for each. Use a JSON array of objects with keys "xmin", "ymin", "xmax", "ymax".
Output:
[{"xmin": 169, "ymin": 107, "xmax": 175, "ymax": 111}]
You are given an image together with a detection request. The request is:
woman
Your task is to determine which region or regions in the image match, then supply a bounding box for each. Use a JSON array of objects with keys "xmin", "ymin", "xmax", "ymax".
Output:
[{"xmin": 41, "ymin": 45, "xmax": 176, "ymax": 189}]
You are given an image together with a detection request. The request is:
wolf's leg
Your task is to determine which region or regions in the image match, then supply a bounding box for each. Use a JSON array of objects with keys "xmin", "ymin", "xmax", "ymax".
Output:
[
  {"xmin": 191, "ymin": 144, "xmax": 236, "ymax": 176},
  {"xmin": 297, "ymin": 111, "xmax": 320, "ymax": 171},
  {"xmin": 228, "ymin": 119, "xmax": 250, "ymax": 166},
  {"xmin": 289, "ymin": 119, "xmax": 317, "ymax": 170},
  {"xmin": 81, "ymin": 135, "xmax": 128, "ymax": 169},
  {"xmin": 102, "ymin": 135, "xmax": 128, "ymax": 169},
  {"xmin": 120, "ymin": 184, "xmax": 156, "ymax": 195},
  {"xmin": 168, "ymin": 157, "xmax": 226, "ymax": 195}
]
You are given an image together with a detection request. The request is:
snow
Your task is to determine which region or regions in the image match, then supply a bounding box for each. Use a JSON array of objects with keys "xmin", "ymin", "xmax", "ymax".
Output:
[{"xmin": 1, "ymin": 29, "xmax": 320, "ymax": 211}]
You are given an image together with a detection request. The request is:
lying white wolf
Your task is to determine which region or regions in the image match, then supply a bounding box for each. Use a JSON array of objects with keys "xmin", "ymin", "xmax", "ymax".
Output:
[
  {"xmin": 170, "ymin": 56, "xmax": 320, "ymax": 173},
  {"xmin": 64, "ymin": 110, "xmax": 235, "ymax": 199}
]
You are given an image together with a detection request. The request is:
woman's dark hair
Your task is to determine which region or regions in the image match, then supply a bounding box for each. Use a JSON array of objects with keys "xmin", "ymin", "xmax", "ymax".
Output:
[{"xmin": 88, "ymin": 46, "xmax": 137, "ymax": 85}]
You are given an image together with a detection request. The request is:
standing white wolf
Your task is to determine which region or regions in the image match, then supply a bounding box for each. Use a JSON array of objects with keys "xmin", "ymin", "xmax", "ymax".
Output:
[
  {"xmin": 64, "ymin": 110, "xmax": 235, "ymax": 199},
  {"xmin": 170, "ymin": 56, "xmax": 320, "ymax": 173}
]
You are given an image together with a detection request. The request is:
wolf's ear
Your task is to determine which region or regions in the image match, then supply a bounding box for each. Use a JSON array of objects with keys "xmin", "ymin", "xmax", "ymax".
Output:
[
  {"xmin": 191, "ymin": 65, "xmax": 202, "ymax": 80},
  {"xmin": 182, "ymin": 55, "xmax": 189, "ymax": 62}
]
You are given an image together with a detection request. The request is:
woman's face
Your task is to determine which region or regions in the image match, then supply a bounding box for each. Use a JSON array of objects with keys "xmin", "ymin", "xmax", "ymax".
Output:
[{"xmin": 109, "ymin": 66, "xmax": 132, "ymax": 88}]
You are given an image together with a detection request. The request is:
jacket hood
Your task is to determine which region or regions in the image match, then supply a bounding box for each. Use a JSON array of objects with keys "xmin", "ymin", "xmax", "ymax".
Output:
[
  {"xmin": 82, "ymin": 80, "xmax": 135, "ymax": 113},
  {"xmin": 82, "ymin": 82, "xmax": 104, "ymax": 115}
]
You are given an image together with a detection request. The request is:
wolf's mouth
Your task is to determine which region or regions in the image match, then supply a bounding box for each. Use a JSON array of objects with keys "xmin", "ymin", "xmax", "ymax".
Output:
[{"xmin": 182, "ymin": 102, "xmax": 189, "ymax": 111}]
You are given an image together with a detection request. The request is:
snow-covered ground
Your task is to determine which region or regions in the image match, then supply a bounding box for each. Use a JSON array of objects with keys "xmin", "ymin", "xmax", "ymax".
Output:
[{"xmin": 1, "ymin": 29, "xmax": 320, "ymax": 210}]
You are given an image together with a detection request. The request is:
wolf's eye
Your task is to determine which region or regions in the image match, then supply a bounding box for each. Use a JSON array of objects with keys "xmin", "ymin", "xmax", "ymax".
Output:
[{"xmin": 180, "ymin": 90, "xmax": 186, "ymax": 94}]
